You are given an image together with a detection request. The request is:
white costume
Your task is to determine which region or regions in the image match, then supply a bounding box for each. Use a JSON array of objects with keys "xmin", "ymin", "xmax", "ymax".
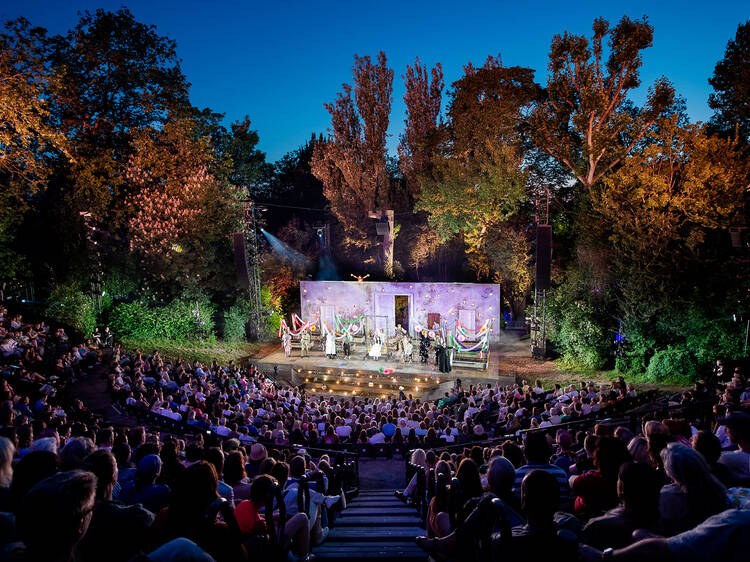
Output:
[
  {"xmin": 368, "ymin": 331, "xmax": 383, "ymax": 359},
  {"xmin": 402, "ymin": 336, "xmax": 413, "ymax": 362},
  {"xmin": 325, "ymin": 330, "xmax": 336, "ymax": 357}
]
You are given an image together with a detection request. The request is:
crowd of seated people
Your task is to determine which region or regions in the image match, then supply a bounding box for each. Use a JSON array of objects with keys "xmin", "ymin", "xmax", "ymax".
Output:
[
  {"xmin": 0, "ymin": 309, "xmax": 352, "ymax": 561},
  {"xmin": 3, "ymin": 306, "xmax": 750, "ymax": 561},
  {"xmin": 110, "ymin": 339, "xmax": 658, "ymax": 454},
  {"xmin": 400, "ymin": 373, "xmax": 750, "ymax": 561}
]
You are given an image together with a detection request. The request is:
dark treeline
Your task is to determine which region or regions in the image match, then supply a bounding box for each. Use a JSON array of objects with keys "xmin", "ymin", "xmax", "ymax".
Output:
[{"xmin": 1, "ymin": 9, "xmax": 748, "ymax": 378}]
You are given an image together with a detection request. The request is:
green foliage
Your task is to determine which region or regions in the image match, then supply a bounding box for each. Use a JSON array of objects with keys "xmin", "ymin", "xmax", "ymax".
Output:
[
  {"xmin": 109, "ymin": 299, "xmax": 215, "ymax": 341},
  {"xmin": 45, "ymin": 282, "xmax": 96, "ymax": 338},
  {"xmin": 261, "ymin": 287, "xmax": 282, "ymax": 339},
  {"xmin": 546, "ymin": 274, "xmax": 612, "ymax": 370},
  {"xmin": 644, "ymin": 347, "xmax": 697, "ymax": 385},
  {"xmin": 224, "ymin": 299, "xmax": 250, "ymax": 342}
]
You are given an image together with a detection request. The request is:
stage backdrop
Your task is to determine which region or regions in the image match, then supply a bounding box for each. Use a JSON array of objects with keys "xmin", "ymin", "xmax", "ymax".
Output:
[{"xmin": 299, "ymin": 281, "xmax": 501, "ymax": 342}]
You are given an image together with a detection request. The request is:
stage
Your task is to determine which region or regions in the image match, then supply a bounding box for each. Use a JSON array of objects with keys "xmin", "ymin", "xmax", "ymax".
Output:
[{"xmin": 254, "ymin": 343, "xmax": 506, "ymax": 400}]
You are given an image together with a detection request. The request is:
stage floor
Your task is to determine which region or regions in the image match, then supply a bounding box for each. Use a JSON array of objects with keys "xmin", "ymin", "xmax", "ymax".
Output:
[{"xmin": 253, "ymin": 344, "xmax": 503, "ymax": 399}]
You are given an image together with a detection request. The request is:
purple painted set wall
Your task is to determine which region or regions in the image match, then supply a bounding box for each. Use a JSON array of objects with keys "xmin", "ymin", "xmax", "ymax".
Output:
[{"xmin": 299, "ymin": 281, "xmax": 501, "ymax": 342}]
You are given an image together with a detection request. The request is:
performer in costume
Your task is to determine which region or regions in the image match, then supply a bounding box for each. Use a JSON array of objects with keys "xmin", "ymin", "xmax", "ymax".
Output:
[
  {"xmin": 343, "ymin": 333, "xmax": 352, "ymax": 359},
  {"xmin": 439, "ymin": 340, "xmax": 453, "ymax": 373},
  {"xmin": 281, "ymin": 329, "xmax": 292, "ymax": 358},
  {"xmin": 419, "ymin": 331, "xmax": 430, "ymax": 363},
  {"xmin": 402, "ymin": 335, "xmax": 413, "ymax": 363},
  {"xmin": 300, "ymin": 330, "xmax": 311, "ymax": 357},
  {"xmin": 324, "ymin": 327, "xmax": 336, "ymax": 359},
  {"xmin": 368, "ymin": 329, "xmax": 383, "ymax": 360},
  {"xmin": 434, "ymin": 335, "xmax": 443, "ymax": 366}
]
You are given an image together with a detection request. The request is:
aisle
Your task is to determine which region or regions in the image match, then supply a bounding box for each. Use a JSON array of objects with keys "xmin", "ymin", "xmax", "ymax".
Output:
[{"xmin": 312, "ymin": 490, "xmax": 426, "ymax": 561}]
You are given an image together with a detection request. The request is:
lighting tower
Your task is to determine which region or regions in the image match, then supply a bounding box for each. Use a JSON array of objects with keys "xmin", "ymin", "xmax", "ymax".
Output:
[
  {"xmin": 531, "ymin": 189, "xmax": 551, "ymax": 359},
  {"xmin": 242, "ymin": 201, "xmax": 263, "ymax": 340}
]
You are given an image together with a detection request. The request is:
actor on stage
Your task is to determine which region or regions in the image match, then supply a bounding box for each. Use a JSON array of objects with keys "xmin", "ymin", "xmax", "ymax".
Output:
[
  {"xmin": 300, "ymin": 330, "xmax": 311, "ymax": 357},
  {"xmin": 402, "ymin": 335, "xmax": 413, "ymax": 363},
  {"xmin": 439, "ymin": 340, "xmax": 453, "ymax": 373},
  {"xmin": 324, "ymin": 327, "xmax": 336, "ymax": 359},
  {"xmin": 343, "ymin": 333, "xmax": 352, "ymax": 359},
  {"xmin": 281, "ymin": 328, "xmax": 292, "ymax": 358},
  {"xmin": 368, "ymin": 329, "xmax": 383, "ymax": 360},
  {"xmin": 419, "ymin": 331, "xmax": 430, "ymax": 363}
]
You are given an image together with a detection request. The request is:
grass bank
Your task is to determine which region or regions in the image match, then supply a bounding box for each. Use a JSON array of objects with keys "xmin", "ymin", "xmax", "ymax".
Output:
[
  {"xmin": 119, "ymin": 337, "xmax": 263, "ymax": 365},
  {"xmin": 536, "ymin": 358, "xmax": 692, "ymax": 392}
]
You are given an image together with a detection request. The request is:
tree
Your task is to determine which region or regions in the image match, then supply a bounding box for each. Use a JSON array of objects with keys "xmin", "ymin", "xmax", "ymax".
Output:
[
  {"xmin": 591, "ymin": 116, "xmax": 749, "ymax": 326},
  {"xmin": 0, "ymin": 19, "xmax": 69, "ymax": 277},
  {"xmin": 416, "ymin": 58, "xmax": 538, "ymax": 254},
  {"xmin": 708, "ymin": 20, "xmax": 750, "ymax": 143},
  {"xmin": 125, "ymin": 119, "xmax": 241, "ymax": 296},
  {"xmin": 311, "ymin": 52, "xmax": 395, "ymax": 248},
  {"xmin": 531, "ymin": 16, "xmax": 675, "ymax": 191},
  {"xmin": 398, "ymin": 58, "xmax": 443, "ymax": 198}
]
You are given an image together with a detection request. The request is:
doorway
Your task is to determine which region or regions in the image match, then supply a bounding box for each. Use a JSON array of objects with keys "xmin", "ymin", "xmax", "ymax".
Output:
[{"xmin": 394, "ymin": 295, "xmax": 410, "ymax": 334}]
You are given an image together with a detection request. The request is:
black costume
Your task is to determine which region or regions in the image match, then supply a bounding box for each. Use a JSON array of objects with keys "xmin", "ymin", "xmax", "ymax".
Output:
[
  {"xmin": 419, "ymin": 333, "xmax": 431, "ymax": 363},
  {"xmin": 438, "ymin": 344, "xmax": 452, "ymax": 373}
]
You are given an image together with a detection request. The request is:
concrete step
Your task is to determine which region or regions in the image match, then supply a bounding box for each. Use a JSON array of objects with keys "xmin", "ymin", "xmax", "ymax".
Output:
[{"xmin": 327, "ymin": 526, "xmax": 426, "ymax": 541}]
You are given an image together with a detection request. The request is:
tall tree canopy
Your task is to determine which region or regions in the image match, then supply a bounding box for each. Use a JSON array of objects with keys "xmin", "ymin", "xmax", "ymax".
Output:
[
  {"xmin": 531, "ymin": 16, "xmax": 675, "ymax": 190},
  {"xmin": 0, "ymin": 19, "xmax": 69, "ymax": 277},
  {"xmin": 310, "ymin": 51, "xmax": 395, "ymax": 248},
  {"xmin": 416, "ymin": 57, "xmax": 539, "ymax": 248},
  {"xmin": 398, "ymin": 58, "xmax": 443, "ymax": 198},
  {"xmin": 708, "ymin": 20, "xmax": 750, "ymax": 143}
]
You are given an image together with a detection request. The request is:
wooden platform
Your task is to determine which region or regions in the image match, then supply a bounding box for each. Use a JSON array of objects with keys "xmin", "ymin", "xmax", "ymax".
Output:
[{"xmin": 313, "ymin": 490, "xmax": 426, "ymax": 561}]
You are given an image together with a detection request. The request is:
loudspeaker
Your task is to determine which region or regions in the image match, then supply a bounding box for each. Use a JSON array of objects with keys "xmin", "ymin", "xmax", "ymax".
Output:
[
  {"xmin": 536, "ymin": 225, "xmax": 552, "ymax": 290},
  {"xmin": 233, "ymin": 232, "xmax": 249, "ymax": 287}
]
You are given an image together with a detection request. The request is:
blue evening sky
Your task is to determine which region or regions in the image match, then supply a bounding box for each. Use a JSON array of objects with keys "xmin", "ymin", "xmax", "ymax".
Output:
[{"xmin": 2, "ymin": 0, "xmax": 747, "ymax": 162}]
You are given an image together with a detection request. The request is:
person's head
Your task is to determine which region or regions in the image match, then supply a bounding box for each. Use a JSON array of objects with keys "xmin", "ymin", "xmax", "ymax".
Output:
[
  {"xmin": 614, "ymin": 426, "xmax": 634, "ymax": 443},
  {"xmin": 487, "ymin": 456, "xmax": 515, "ymax": 497},
  {"xmin": 135, "ymin": 454, "xmax": 162, "ymax": 486},
  {"xmin": 556, "ymin": 429, "xmax": 572, "ymax": 451},
  {"xmin": 661, "ymin": 443, "xmax": 727, "ymax": 518},
  {"xmin": 410, "ymin": 448, "xmax": 427, "ymax": 467},
  {"xmin": 627, "ymin": 436, "xmax": 650, "ymax": 464},
  {"xmin": 223, "ymin": 451, "xmax": 246, "ymax": 484},
  {"xmin": 617, "ymin": 462, "xmax": 661, "ymax": 523},
  {"xmin": 0, "ymin": 436, "xmax": 15, "ymax": 487},
  {"xmin": 270, "ymin": 461, "xmax": 289, "ymax": 487},
  {"xmin": 60, "ymin": 437, "xmax": 97, "ymax": 471},
  {"xmin": 249, "ymin": 474, "xmax": 278, "ymax": 505},
  {"xmin": 691, "ymin": 430, "xmax": 722, "ymax": 465},
  {"xmin": 455, "ymin": 458, "xmax": 483, "ymax": 499},
  {"xmin": 721, "ymin": 412, "xmax": 750, "ymax": 448},
  {"xmin": 83, "ymin": 450, "xmax": 118, "ymax": 501},
  {"xmin": 500, "ymin": 441, "xmax": 523, "ymax": 468},
  {"xmin": 289, "ymin": 455, "xmax": 306, "ymax": 478},
  {"xmin": 17, "ymin": 470, "xmax": 97, "ymax": 560},
  {"xmin": 523, "ymin": 432, "xmax": 551, "ymax": 465},
  {"xmin": 10, "ymin": 451, "xmax": 61, "ymax": 507},
  {"xmin": 593, "ymin": 437, "xmax": 631, "ymax": 478},
  {"xmin": 203, "ymin": 448, "xmax": 225, "ymax": 479},
  {"xmin": 168, "ymin": 461, "xmax": 219, "ymax": 523},
  {"xmin": 520, "ymin": 469, "xmax": 558, "ymax": 527}
]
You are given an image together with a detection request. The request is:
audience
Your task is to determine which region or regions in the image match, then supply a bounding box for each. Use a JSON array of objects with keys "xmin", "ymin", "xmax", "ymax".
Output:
[{"xmin": 1, "ymin": 307, "xmax": 749, "ymax": 561}]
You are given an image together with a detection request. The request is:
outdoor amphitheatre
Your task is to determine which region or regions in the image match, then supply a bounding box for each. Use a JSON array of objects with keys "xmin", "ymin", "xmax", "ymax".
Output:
[{"xmin": 0, "ymin": 3, "xmax": 749, "ymax": 562}]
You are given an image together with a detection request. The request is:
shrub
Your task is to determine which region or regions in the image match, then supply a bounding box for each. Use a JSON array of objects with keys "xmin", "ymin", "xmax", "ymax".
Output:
[
  {"xmin": 109, "ymin": 299, "xmax": 215, "ymax": 341},
  {"xmin": 644, "ymin": 346, "xmax": 698, "ymax": 384},
  {"xmin": 224, "ymin": 300, "xmax": 250, "ymax": 342},
  {"xmin": 45, "ymin": 282, "xmax": 96, "ymax": 338},
  {"xmin": 546, "ymin": 275, "xmax": 612, "ymax": 370}
]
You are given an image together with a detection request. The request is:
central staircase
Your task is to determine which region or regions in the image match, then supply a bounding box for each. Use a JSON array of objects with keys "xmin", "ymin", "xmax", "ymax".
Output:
[{"xmin": 312, "ymin": 489, "xmax": 427, "ymax": 561}]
